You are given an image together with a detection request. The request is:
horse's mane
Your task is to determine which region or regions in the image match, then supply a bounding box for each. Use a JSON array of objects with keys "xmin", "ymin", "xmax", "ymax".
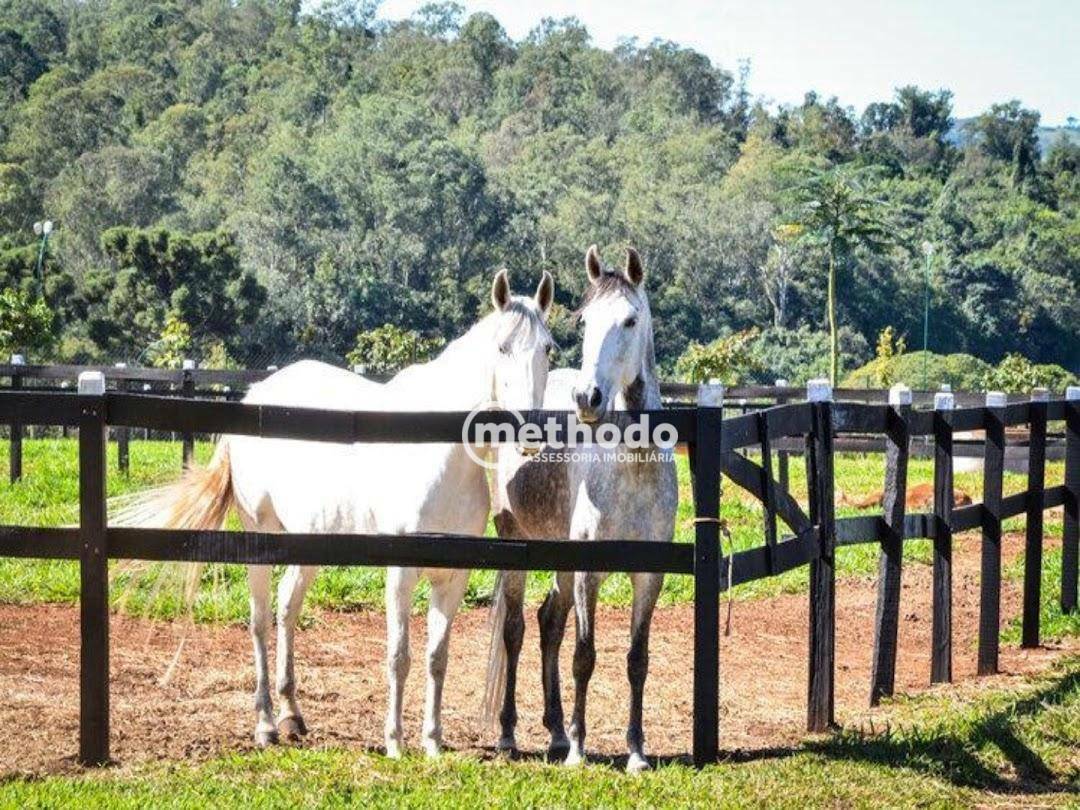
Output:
[{"xmin": 387, "ymin": 297, "xmax": 551, "ymax": 409}]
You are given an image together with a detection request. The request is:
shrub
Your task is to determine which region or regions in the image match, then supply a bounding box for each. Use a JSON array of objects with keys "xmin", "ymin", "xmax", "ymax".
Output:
[
  {"xmin": 841, "ymin": 350, "xmax": 991, "ymax": 391},
  {"xmin": 746, "ymin": 326, "xmax": 870, "ymax": 385},
  {"xmin": 675, "ymin": 329, "xmax": 762, "ymax": 384},
  {"xmin": 346, "ymin": 324, "xmax": 445, "ymax": 375},
  {"xmin": 0, "ymin": 288, "xmax": 55, "ymax": 358},
  {"xmin": 981, "ymin": 353, "xmax": 1077, "ymax": 394}
]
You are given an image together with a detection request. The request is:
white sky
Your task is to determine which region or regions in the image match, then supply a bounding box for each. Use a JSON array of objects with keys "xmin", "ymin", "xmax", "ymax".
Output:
[{"xmin": 377, "ymin": 0, "xmax": 1080, "ymax": 125}]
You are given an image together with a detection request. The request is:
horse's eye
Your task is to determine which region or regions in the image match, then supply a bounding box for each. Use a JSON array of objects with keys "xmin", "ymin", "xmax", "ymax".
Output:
[{"xmin": 624, "ymin": 316, "xmax": 637, "ymax": 329}]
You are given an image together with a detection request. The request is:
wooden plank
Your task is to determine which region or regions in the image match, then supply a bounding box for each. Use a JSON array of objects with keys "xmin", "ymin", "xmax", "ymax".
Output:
[
  {"xmin": 931, "ymin": 395, "xmax": 955, "ymax": 683},
  {"xmin": 721, "ymin": 451, "xmax": 811, "ymax": 534},
  {"xmin": 692, "ymin": 386, "xmax": 722, "ymax": 767},
  {"xmin": 806, "ymin": 383, "xmax": 835, "ymax": 732},
  {"xmin": 1022, "ymin": 393, "xmax": 1048, "ymax": 648},
  {"xmin": 979, "ymin": 395, "xmax": 1006, "ymax": 675},
  {"xmin": 831, "ymin": 403, "xmax": 889, "ymax": 434},
  {"xmin": 950, "ymin": 408, "xmax": 987, "ymax": 433},
  {"xmin": 181, "ymin": 367, "xmax": 195, "ymax": 468},
  {"xmin": 758, "ymin": 411, "xmax": 778, "ymax": 573},
  {"xmin": 0, "ymin": 525, "xmax": 80, "ymax": 558},
  {"xmin": 870, "ymin": 390, "xmax": 911, "ymax": 706},
  {"xmin": 950, "ymin": 503, "xmax": 985, "ymax": 533},
  {"xmin": 1063, "ymin": 393, "xmax": 1079, "ymax": 614},
  {"xmin": 719, "ymin": 411, "xmax": 759, "ymax": 452},
  {"xmin": 0, "ymin": 390, "xmax": 83, "ymax": 425},
  {"xmin": 114, "ymin": 370, "xmax": 130, "ymax": 475},
  {"xmin": 8, "ymin": 367, "xmax": 22, "ymax": 483},
  {"xmin": 78, "ymin": 373, "xmax": 109, "ymax": 766}
]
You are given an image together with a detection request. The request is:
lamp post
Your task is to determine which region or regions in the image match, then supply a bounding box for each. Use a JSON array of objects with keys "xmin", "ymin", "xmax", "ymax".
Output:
[
  {"xmin": 32, "ymin": 220, "xmax": 53, "ymax": 300},
  {"xmin": 920, "ymin": 240, "xmax": 934, "ymax": 391}
]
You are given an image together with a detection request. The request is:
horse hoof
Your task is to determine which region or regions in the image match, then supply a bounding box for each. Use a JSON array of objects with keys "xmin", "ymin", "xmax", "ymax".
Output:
[
  {"xmin": 254, "ymin": 729, "xmax": 279, "ymax": 747},
  {"xmin": 278, "ymin": 715, "xmax": 308, "ymax": 741},
  {"xmin": 626, "ymin": 753, "xmax": 650, "ymax": 773},
  {"xmin": 547, "ymin": 735, "xmax": 570, "ymax": 762},
  {"xmin": 385, "ymin": 740, "xmax": 403, "ymax": 759},
  {"xmin": 421, "ymin": 738, "xmax": 441, "ymax": 759},
  {"xmin": 496, "ymin": 735, "xmax": 517, "ymax": 757}
]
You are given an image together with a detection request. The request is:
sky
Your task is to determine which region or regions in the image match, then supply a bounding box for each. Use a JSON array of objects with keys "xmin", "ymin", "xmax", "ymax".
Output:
[{"xmin": 376, "ymin": 0, "xmax": 1079, "ymax": 126}]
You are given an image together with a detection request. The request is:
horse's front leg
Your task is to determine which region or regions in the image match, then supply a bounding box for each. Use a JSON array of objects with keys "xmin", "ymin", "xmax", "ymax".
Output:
[
  {"xmin": 497, "ymin": 569, "xmax": 526, "ymax": 753},
  {"xmin": 626, "ymin": 571, "xmax": 663, "ymax": 772},
  {"xmin": 422, "ymin": 569, "xmax": 470, "ymax": 757},
  {"xmin": 275, "ymin": 564, "xmax": 318, "ymax": 740},
  {"xmin": 385, "ymin": 565, "xmax": 419, "ymax": 758},
  {"xmin": 538, "ymin": 570, "xmax": 574, "ymax": 758},
  {"xmin": 247, "ymin": 565, "xmax": 277, "ymax": 746},
  {"xmin": 566, "ymin": 571, "xmax": 601, "ymax": 766}
]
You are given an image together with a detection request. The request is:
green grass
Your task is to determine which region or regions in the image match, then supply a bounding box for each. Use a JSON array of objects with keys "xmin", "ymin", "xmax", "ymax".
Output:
[
  {"xmin": 0, "ymin": 438, "xmax": 1069, "ymax": 627},
  {"xmin": 2, "ymin": 657, "xmax": 1077, "ymax": 808}
]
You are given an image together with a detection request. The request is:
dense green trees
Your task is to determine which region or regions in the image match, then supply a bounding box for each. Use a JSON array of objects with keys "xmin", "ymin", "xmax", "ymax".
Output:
[{"xmin": 0, "ymin": 1, "xmax": 1075, "ymax": 381}]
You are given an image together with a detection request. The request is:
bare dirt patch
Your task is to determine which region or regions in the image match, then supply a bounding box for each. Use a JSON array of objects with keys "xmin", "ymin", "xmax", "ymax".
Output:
[{"xmin": 1, "ymin": 533, "xmax": 1075, "ymax": 775}]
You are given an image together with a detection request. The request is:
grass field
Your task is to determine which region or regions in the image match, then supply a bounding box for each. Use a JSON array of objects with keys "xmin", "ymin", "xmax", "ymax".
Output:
[
  {"xmin": 1, "ymin": 657, "xmax": 1076, "ymax": 807},
  {"xmin": 0, "ymin": 438, "xmax": 1072, "ymax": 639},
  {"xmin": 1, "ymin": 437, "xmax": 1078, "ymax": 807}
]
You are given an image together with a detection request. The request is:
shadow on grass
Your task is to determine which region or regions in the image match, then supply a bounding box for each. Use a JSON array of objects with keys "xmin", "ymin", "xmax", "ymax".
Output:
[{"xmin": 495, "ymin": 665, "xmax": 1078, "ymax": 796}]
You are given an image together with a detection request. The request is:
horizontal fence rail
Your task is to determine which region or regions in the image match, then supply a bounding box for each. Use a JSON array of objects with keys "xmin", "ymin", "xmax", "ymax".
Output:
[{"xmin": 0, "ymin": 376, "xmax": 1076, "ymax": 770}]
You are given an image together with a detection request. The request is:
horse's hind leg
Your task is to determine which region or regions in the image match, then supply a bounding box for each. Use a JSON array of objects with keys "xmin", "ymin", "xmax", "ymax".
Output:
[
  {"xmin": 565, "ymin": 571, "xmax": 601, "ymax": 766},
  {"xmin": 422, "ymin": 569, "xmax": 470, "ymax": 757},
  {"xmin": 497, "ymin": 569, "xmax": 526, "ymax": 753},
  {"xmin": 247, "ymin": 564, "xmax": 277, "ymax": 746},
  {"xmin": 538, "ymin": 570, "xmax": 574, "ymax": 758},
  {"xmin": 385, "ymin": 565, "xmax": 419, "ymax": 758},
  {"xmin": 275, "ymin": 564, "xmax": 318, "ymax": 740},
  {"xmin": 626, "ymin": 571, "xmax": 663, "ymax": 772}
]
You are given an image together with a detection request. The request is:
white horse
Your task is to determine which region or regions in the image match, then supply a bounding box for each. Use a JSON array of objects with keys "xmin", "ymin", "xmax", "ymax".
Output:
[
  {"xmin": 485, "ymin": 246, "xmax": 677, "ymax": 772},
  {"xmin": 119, "ymin": 269, "xmax": 554, "ymax": 757}
]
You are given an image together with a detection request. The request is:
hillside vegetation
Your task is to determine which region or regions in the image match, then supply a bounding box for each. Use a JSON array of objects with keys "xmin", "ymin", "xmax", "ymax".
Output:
[{"xmin": 0, "ymin": 2, "xmax": 1078, "ymax": 378}]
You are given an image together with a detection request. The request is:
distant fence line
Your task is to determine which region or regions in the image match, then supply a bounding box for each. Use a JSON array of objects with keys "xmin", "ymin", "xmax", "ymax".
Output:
[
  {"xmin": 0, "ymin": 373, "xmax": 1076, "ymax": 768},
  {"xmin": 0, "ymin": 359, "xmax": 1069, "ymax": 482}
]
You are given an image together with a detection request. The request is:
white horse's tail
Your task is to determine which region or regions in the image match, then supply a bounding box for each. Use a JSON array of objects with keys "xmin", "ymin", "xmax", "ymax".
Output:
[
  {"xmin": 111, "ymin": 441, "xmax": 234, "ymax": 604},
  {"xmin": 480, "ymin": 569, "xmax": 508, "ymax": 729}
]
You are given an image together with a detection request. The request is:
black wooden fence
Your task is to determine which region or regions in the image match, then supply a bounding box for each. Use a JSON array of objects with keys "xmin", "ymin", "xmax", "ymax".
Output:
[
  {"xmin": 1, "ymin": 361, "xmax": 1067, "ymax": 483},
  {"xmin": 0, "ymin": 374, "xmax": 1077, "ymax": 768}
]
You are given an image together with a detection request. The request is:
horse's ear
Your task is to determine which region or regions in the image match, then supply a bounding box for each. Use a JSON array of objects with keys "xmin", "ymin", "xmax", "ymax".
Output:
[
  {"xmin": 624, "ymin": 247, "xmax": 644, "ymax": 286},
  {"xmin": 535, "ymin": 270, "xmax": 554, "ymax": 317},
  {"xmin": 491, "ymin": 268, "xmax": 511, "ymax": 311},
  {"xmin": 585, "ymin": 244, "xmax": 603, "ymax": 284}
]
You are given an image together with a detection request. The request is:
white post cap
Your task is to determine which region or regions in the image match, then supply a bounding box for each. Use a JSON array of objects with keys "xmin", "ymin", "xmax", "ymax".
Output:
[
  {"xmin": 697, "ymin": 381, "xmax": 724, "ymax": 406},
  {"xmin": 1030, "ymin": 387, "xmax": 1050, "ymax": 402},
  {"xmin": 934, "ymin": 392, "xmax": 955, "ymax": 411},
  {"xmin": 78, "ymin": 370, "xmax": 106, "ymax": 395},
  {"xmin": 114, "ymin": 362, "xmax": 127, "ymax": 369},
  {"xmin": 985, "ymin": 390, "xmax": 1007, "ymax": 408},
  {"xmin": 182, "ymin": 358, "xmax": 196, "ymax": 370},
  {"xmin": 267, "ymin": 364, "xmax": 279, "ymax": 371},
  {"xmin": 1067, "ymin": 386, "xmax": 1080, "ymax": 401},
  {"xmin": 888, "ymin": 383, "xmax": 913, "ymax": 406},
  {"xmin": 353, "ymin": 364, "xmax": 366, "ymax": 375},
  {"xmin": 60, "ymin": 380, "xmax": 70, "ymax": 389},
  {"xmin": 939, "ymin": 383, "xmax": 952, "ymax": 392},
  {"xmin": 10, "ymin": 354, "xmax": 25, "ymax": 365},
  {"xmin": 775, "ymin": 378, "xmax": 789, "ymax": 388},
  {"xmin": 142, "ymin": 383, "xmax": 151, "ymax": 391},
  {"xmin": 223, "ymin": 385, "xmax": 231, "ymax": 393},
  {"xmin": 806, "ymin": 378, "xmax": 832, "ymax": 402}
]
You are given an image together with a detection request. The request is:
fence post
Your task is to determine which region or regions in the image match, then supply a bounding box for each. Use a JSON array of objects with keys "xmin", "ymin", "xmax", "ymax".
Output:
[
  {"xmin": 77, "ymin": 370, "xmax": 109, "ymax": 766},
  {"xmin": 9, "ymin": 353, "xmax": 24, "ymax": 483},
  {"xmin": 114, "ymin": 363, "xmax": 129, "ymax": 475},
  {"xmin": 60, "ymin": 380, "xmax": 70, "ymax": 438},
  {"xmin": 1062, "ymin": 386, "xmax": 1080, "ymax": 614},
  {"xmin": 806, "ymin": 378, "xmax": 835, "ymax": 732},
  {"xmin": 931, "ymin": 391, "xmax": 955, "ymax": 683},
  {"xmin": 978, "ymin": 390, "xmax": 1006, "ymax": 675},
  {"xmin": 1022, "ymin": 388, "xmax": 1049, "ymax": 648},
  {"xmin": 691, "ymin": 381, "xmax": 723, "ymax": 766},
  {"xmin": 181, "ymin": 359, "xmax": 195, "ymax": 468},
  {"xmin": 870, "ymin": 383, "xmax": 911, "ymax": 705},
  {"xmin": 775, "ymin": 378, "xmax": 790, "ymax": 494}
]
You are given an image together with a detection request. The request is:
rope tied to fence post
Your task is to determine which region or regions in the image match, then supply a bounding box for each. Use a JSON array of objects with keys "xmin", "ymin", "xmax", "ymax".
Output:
[{"xmin": 693, "ymin": 516, "xmax": 735, "ymax": 636}]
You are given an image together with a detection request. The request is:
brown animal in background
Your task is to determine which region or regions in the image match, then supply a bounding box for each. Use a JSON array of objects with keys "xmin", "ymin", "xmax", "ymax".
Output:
[{"xmin": 839, "ymin": 481, "xmax": 972, "ymax": 511}]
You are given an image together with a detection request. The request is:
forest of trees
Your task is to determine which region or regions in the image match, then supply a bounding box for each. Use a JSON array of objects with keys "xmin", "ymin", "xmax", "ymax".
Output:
[{"xmin": 1, "ymin": 1, "xmax": 1077, "ymax": 380}]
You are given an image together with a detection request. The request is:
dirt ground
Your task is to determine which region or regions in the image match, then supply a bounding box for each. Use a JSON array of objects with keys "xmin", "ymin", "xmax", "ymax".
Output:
[{"xmin": 1, "ymin": 533, "xmax": 1076, "ymax": 776}]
